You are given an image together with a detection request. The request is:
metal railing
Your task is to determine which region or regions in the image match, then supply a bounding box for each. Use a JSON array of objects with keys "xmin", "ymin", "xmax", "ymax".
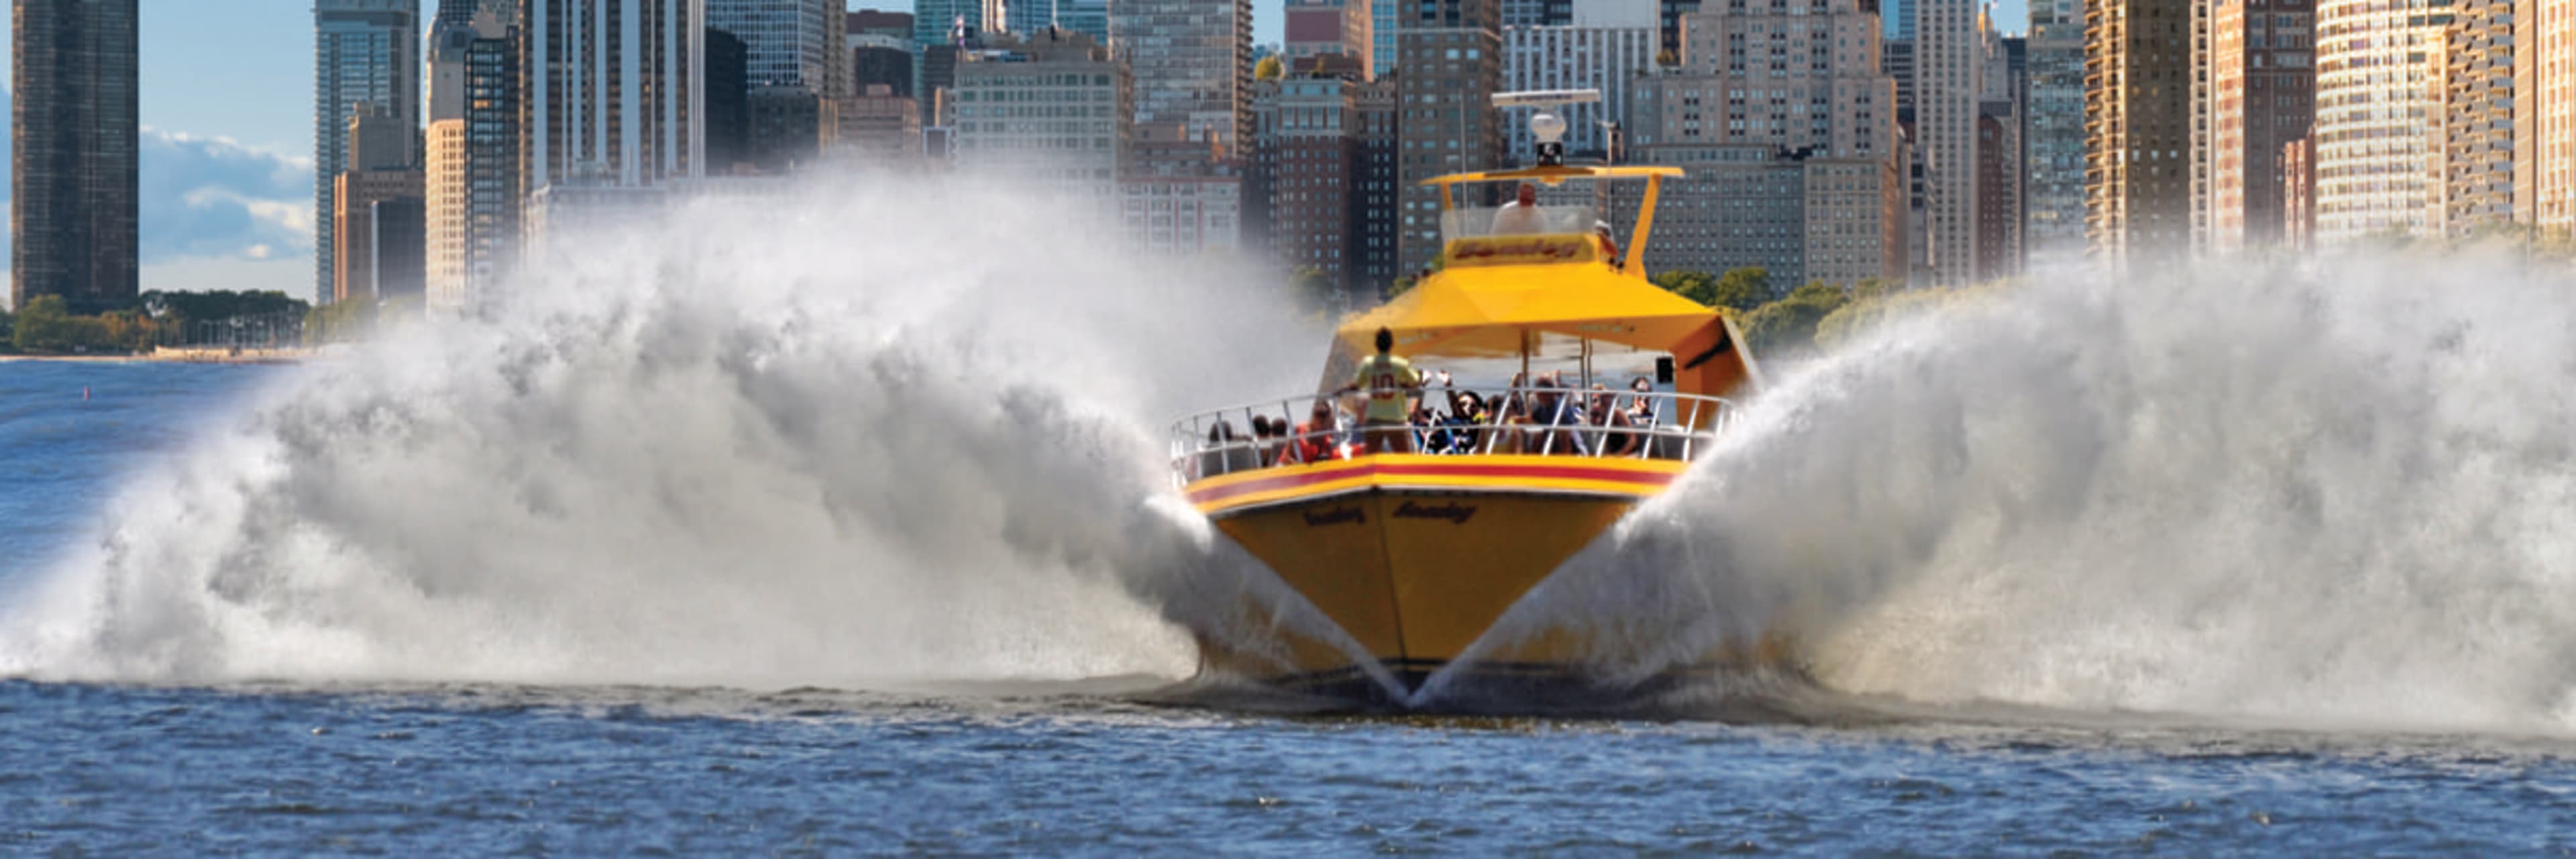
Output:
[{"xmin": 1169, "ymin": 387, "xmax": 1739, "ymax": 485}]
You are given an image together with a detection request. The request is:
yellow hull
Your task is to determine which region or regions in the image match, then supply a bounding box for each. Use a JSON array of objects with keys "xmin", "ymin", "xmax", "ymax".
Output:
[{"xmin": 1182, "ymin": 454, "xmax": 1737, "ymax": 705}]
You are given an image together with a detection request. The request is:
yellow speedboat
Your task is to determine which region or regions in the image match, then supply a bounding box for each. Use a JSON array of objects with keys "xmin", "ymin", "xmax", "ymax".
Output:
[{"xmin": 1169, "ymin": 131, "xmax": 1769, "ymax": 707}]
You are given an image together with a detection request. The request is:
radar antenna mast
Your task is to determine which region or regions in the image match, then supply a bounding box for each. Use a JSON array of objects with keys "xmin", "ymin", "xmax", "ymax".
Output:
[{"xmin": 1492, "ymin": 89, "xmax": 1601, "ymax": 167}]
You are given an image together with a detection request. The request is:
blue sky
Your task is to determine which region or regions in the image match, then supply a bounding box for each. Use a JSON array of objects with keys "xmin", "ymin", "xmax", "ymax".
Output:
[{"xmin": 3, "ymin": 0, "xmax": 2018, "ymax": 302}]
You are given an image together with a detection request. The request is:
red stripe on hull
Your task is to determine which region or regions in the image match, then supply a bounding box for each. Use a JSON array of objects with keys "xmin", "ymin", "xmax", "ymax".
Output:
[{"xmin": 1184, "ymin": 459, "xmax": 1677, "ymax": 505}]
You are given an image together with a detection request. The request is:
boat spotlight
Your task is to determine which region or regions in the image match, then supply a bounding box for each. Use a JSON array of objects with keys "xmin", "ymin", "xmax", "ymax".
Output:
[
  {"xmin": 1493, "ymin": 89, "xmax": 1601, "ymax": 168},
  {"xmin": 1530, "ymin": 111, "xmax": 1568, "ymax": 166}
]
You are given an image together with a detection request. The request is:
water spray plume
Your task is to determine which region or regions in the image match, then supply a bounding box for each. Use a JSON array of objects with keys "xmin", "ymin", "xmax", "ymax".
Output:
[
  {"xmin": 11, "ymin": 168, "xmax": 2576, "ymax": 735},
  {"xmin": 1491, "ymin": 250, "xmax": 2576, "ymax": 734},
  {"xmin": 0, "ymin": 171, "xmax": 1346, "ymax": 689}
]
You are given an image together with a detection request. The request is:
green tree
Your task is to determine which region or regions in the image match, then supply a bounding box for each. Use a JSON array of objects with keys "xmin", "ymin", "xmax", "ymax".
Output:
[
  {"xmin": 1741, "ymin": 298, "xmax": 1834, "ymax": 356},
  {"xmin": 1711, "ymin": 266, "xmax": 1774, "ymax": 310},
  {"xmin": 11, "ymin": 295, "xmax": 76, "ymax": 352},
  {"xmin": 1290, "ymin": 266, "xmax": 1337, "ymax": 311},
  {"xmin": 1737, "ymin": 281, "xmax": 1851, "ymax": 356},
  {"xmin": 1254, "ymin": 55, "xmax": 1283, "ymax": 81},
  {"xmin": 1649, "ymin": 268, "xmax": 1715, "ymax": 303}
]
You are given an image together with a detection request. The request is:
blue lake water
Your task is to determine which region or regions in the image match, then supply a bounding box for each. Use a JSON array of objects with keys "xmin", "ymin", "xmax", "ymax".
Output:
[{"xmin": 3, "ymin": 359, "xmax": 2573, "ymax": 854}]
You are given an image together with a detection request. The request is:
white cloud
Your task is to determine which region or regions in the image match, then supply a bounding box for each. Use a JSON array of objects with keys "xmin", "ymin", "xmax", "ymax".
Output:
[
  {"xmin": 140, "ymin": 255, "xmax": 311, "ymax": 296},
  {"xmin": 141, "ymin": 128, "xmax": 317, "ymax": 264}
]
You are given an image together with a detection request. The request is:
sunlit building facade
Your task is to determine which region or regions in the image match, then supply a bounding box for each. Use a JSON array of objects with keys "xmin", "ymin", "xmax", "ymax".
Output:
[
  {"xmin": 2516, "ymin": 0, "xmax": 2573, "ymax": 229},
  {"xmin": 315, "ymin": 0, "xmax": 420, "ymax": 304},
  {"xmin": 2202, "ymin": 0, "xmax": 2314, "ymax": 252},
  {"xmin": 2311, "ymin": 0, "xmax": 2435, "ymax": 241}
]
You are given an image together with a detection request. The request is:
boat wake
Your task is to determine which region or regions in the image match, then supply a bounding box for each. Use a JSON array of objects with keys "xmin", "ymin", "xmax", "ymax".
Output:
[
  {"xmin": 10, "ymin": 169, "xmax": 2576, "ymax": 735},
  {"xmin": 1485, "ymin": 250, "xmax": 2576, "ymax": 735},
  {"xmin": 0, "ymin": 172, "xmax": 1340, "ymax": 691}
]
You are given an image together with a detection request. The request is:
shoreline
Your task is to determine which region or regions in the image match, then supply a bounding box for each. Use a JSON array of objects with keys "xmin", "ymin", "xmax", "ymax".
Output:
[{"xmin": 1, "ymin": 347, "xmax": 314, "ymax": 365}]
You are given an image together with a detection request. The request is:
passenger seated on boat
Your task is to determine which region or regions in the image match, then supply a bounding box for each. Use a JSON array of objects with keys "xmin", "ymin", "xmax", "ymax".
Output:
[
  {"xmin": 1250, "ymin": 415, "xmax": 1282, "ymax": 466},
  {"xmin": 1449, "ymin": 391, "xmax": 1491, "ymax": 453},
  {"xmin": 1338, "ymin": 327, "xmax": 1426, "ymax": 454},
  {"xmin": 1199, "ymin": 420, "xmax": 1256, "ymax": 476},
  {"xmin": 1487, "ymin": 399, "xmax": 1532, "ymax": 454},
  {"xmin": 1594, "ymin": 221, "xmax": 1622, "ymax": 268},
  {"xmin": 1589, "ymin": 385, "xmax": 1642, "ymax": 457},
  {"xmin": 1529, "ymin": 376, "xmax": 1589, "ymax": 456},
  {"xmin": 1491, "ymin": 183, "xmax": 1546, "ymax": 235},
  {"xmin": 1283, "ymin": 401, "xmax": 1341, "ymax": 464},
  {"xmin": 1625, "ymin": 376, "xmax": 1658, "ymax": 425}
]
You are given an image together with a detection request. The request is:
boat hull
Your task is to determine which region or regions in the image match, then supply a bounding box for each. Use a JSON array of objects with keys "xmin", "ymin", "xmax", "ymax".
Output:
[{"xmin": 1181, "ymin": 454, "xmax": 1718, "ymax": 706}]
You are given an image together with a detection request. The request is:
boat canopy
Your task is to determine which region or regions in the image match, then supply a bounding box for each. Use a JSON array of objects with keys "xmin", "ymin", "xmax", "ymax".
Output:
[
  {"xmin": 1336, "ymin": 261, "xmax": 1720, "ymax": 359},
  {"xmin": 1419, "ymin": 164, "xmax": 1686, "ymax": 189}
]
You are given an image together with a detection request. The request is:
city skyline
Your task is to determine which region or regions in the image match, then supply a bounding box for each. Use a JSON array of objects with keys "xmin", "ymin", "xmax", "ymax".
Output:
[{"xmin": 0, "ymin": 0, "xmax": 1344, "ymax": 305}]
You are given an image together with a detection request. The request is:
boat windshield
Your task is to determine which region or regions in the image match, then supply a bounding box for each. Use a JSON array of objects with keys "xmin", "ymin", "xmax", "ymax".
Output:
[{"xmin": 1441, "ymin": 203, "xmax": 1600, "ymax": 243}]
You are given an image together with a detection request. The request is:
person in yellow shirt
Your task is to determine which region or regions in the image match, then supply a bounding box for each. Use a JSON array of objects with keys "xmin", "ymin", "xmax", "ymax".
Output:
[{"xmin": 1338, "ymin": 326, "xmax": 1426, "ymax": 454}]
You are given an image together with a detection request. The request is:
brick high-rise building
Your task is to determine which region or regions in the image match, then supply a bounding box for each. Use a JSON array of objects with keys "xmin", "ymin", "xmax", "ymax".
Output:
[
  {"xmin": 2200, "ymin": 0, "xmax": 2314, "ymax": 252},
  {"xmin": 1287, "ymin": 0, "xmax": 1375, "ymax": 76},
  {"xmin": 1395, "ymin": 0, "xmax": 1504, "ymax": 274},
  {"xmin": 2427, "ymin": 0, "xmax": 2512, "ymax": 236},
  {"xmin": 315, "ymin": 0, "xmax": 420, "ymax": 305},
  {"xmin": 2518, "ymin": 0, "xmax": 2575, "ymax": 228},
  {"xmin": 1116, "ymin": 0, "xmax": 1255, "ymax": 152},
  {"xmin": 1354, "ymin": 72, "xmax": 1402, "ymax": 291},
  {"xmin": 1250, "ymin": 60, "xmax": 1395, "ymax": 295},
  {"xmin": 2311, "ymin": 0, "xmax": 2436, "ymax": 241},
  {"xmin": 2084, "ymin": 0, "xmax": 2193, "ymax": 266},
  {"xmin": 11, "ymin": 0, "xmax": 137, "ymax": 315}
]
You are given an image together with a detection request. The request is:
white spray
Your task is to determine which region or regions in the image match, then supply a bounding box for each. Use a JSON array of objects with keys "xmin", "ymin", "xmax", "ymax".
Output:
[
  {"xmin": 1466, "ymin": 249, "xmax": 2576, "ymax": 733},
  {"xmin": 0, "ymin": 172, "xmax": 1360, "ymax": 690}
]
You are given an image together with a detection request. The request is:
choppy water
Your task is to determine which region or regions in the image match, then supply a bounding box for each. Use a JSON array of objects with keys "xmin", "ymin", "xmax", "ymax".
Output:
[
  {"xmin": 6, "ymin": 352, "xmax": 2575, "ymax": 854},
  {"xmin": 9, "ymin": 176, "xmax": 2576, "ymax": 851}
]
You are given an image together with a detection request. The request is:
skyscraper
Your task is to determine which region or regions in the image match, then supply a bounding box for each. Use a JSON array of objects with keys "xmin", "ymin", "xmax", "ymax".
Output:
[
  {"xmin": 519, "ymin": 0, "xmax": 707, "ymax": 193},
  {"xmin": 11, "ymin": 0, "xmax": 137, "ymax": 315},
  {"xmin": 951, "ymin": 29, "xmax": 1128, "ymax": 203},
  {"xmin": 315, "ymin": 0, "xmax": 421, "ymax": 305},
  {"xmin": 1250, "ymin": 59, "xmax": 1382, "ymax": 291},
  {"xmin": 2200, "ymin": 0, "xmax": 2314, "ymax": 252},
  {"xmin": 1501, "ymin": 0, "xmax": 1656, "ymax": 160},
  {"xmin": 1625, "ymin": 0, "xmax": 1904, "ymax": 287},
  {"xmin": 706, "ymin": 1, "xmax": 839, "ymax": 94},
  {"xmin": 426, "ymin": 1, "xmax": 521, "ymax": 313},
  {"xmin": 1394, "ymin": 0, "xmax": 1503, "ymax": 275},
  {"xmin": 2520, "ymin": 0, "xmax": 2575, "ymax": 229},
  {"xmin": 333, "ymin": 105, "xmax": 423, "ymax": 303},
  {"xmin": 2022, "ymin": 5, "xmax": 2085, "ymax": 263},
  {"xmin": 2424, "ymin": 0, "xmax": 2512, "ymax": 236},
  {"xmin": 1287, "ymin": 0, "xmax": 1375, "ymax": 75},
  {"xmin": 707, "ymin": 1, "xmax": 840, "ymax": 168},
  {"xmin": 2085, "ymin": 0, "xmax": 2193, "ymax": 265},
  {"xmin": 1115, "ymin": 0, "xmax": 1256, "ymax": 152},
  {"xmin": 1915, "ymin": 0, "xmax": 1981, "ymax": 281},
  {"xmin": 2311, "ymin": 0, "xmax": 2435, "ymax": 241}
]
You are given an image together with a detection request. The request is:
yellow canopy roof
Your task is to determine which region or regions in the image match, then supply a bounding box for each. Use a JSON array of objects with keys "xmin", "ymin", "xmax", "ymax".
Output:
[
  {"xmin": 1336, "ymin": 262, "xmax": 1721, "ymax": 358},
  {"xmin": 1421, "ymin": 164, "xmax": 1686, "ymax": 187}
]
